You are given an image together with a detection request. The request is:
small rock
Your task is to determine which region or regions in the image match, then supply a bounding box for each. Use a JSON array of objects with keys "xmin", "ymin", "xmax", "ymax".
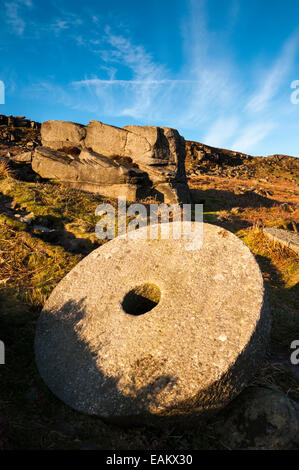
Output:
[
  {"xmin": 212, "ymin": 386, "xmax": 299, "ymax": 450},
  {"xmin": 14, "ymin": 151, "xmax": 32, "ymax": 163},
  {"xmin": 216, "ymin": 215, "xmax": 227, "ymax": 222},
  {"xmin": 263, "ymin": 227, "xmax": 299, "ymax": 254},
  {"xmin": 32, "ymin": 225, "xmax": 54, "ymax": 233},
  {"xmin": 21, "ymin": 212, "xmax": 35, "ymax": 224}
]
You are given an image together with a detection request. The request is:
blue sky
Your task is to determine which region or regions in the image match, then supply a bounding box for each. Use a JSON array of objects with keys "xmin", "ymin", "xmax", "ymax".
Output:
[{"xmin": 0, "ymin": 0, "xmax": 298, "ymax": 156}]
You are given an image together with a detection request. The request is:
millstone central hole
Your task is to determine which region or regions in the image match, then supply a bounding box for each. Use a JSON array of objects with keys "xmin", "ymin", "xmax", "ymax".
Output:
[{"xmin": 122, "ymin": 283, "xmax": 161, "ymax": 316}]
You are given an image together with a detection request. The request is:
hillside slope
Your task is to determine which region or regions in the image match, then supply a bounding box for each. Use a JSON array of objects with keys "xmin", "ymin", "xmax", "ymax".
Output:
[
  {"xmin": 0, "ymin": 115, "xmax": 298, "ymax": 450},
  {"xmin": 186, "ymin": 140, "xmax": 299, "ymax": 182}
]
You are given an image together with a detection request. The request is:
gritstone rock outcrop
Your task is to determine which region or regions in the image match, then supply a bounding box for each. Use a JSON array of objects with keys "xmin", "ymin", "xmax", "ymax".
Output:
[{"xmin": 32, "ymin": 120, "xmax": 191, "ymax": 203}]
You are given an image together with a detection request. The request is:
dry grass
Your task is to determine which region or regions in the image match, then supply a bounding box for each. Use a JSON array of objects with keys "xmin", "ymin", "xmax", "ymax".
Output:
[
  {"xmin": 240, "ymin": 229, "xmax": 299, "ymax": 289},
  {"xmin": 0, "ymin": 158, "xmax": 14, "ymax": 179},
  {"xmin": 0, "ymin": 225, "xmax": 82, "ymax": 308},
  {"xmin": 0, "ymin": 173, "xmax": 298, "ymax": 450},
  {"xmin": 238, "ymin": 228, "xmax": 299, "ymax": 346}
]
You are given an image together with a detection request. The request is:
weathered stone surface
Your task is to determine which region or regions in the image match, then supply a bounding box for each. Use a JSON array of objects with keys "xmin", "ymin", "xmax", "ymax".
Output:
[
  {"xmin": 34, "ymin": 119, "xmax": 191, "ymax": 203},
  {"xmin": 32, "ymin": 147, "xmax": 150, "ymax": 201},
  {"xmin": 35, "ymin": 222, "xmax": 271, "ymax": 427},
  {"xmin": 85, "ymin": 121, "xmax": 128, "ymax": 157},
  {"xmin": 123, "ymin": 125, "xmax": 187, "ymax": 175},
  {"xmin": 124, "ymin": 125, "xmax": 171, "ymax": 166},
  {"xmin": 14, "ymin": 151, "xmax": 32, "ymax": 163},
  {"xmin": 263, "ymin": 227, "xmax": 299, "ymax": 254},
  {"xmin": 41, "ymin": 120, "xmax": 86, "ymax": 150},
  {"xmin": 162, "ymin": 127, "xmax": 186, "ymax": 167},
  {"xmin": 85, "ymin": 123, "xmax": 186, "ymax": 171},
  {"xmin": 212, "ymin": 386, "xmax": 299, "ymax": 449},
  {"xmin": 124, "ymin": 125, "xmax": 160, "ymax": 147}
]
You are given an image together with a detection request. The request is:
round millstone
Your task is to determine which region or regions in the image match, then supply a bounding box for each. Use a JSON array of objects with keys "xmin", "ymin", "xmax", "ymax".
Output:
[{"xmin": 35, "ymin": 222, "xmax": 271, "ymax": 427}]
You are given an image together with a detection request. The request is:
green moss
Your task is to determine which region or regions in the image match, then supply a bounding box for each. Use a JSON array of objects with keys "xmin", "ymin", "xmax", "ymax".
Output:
[
  {"xmin": 0, "ymin": 179, "xmax": 112, "ymax": 229},
  {"xmin": 0, "ymin": 213, "xmax": 28, "ymax": 231}
]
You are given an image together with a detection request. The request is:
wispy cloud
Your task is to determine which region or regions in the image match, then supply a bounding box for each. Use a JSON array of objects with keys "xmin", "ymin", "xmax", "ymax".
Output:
[
  {"xmin": 180, "ymin": 1, "xmax": 298, "ymax": 152},
  {"xmin": 50, "ymin": 19, "xmax": 69, "ymax": 33},
  {"xmin": 17, "ymin": 1, "xmax": 299, "ymax": 155},
  {"xmin": 71, "ymin": 10, "xmax": 241, "ymax": 127},
  {"xmin": 203, "ymin": 117, "xmax": 239, "ymax": 148},
  {"xmin": 103, "ymin": 26, "xmax": 165, "ymax": 80},
  {"xmin": 4, "ymin": 0, "xmax": 32, "ymax": 36},
  {"xmin": 73, "ymin": 79, "xmax": 194, "ymax": 86},
  {"xmin": 71, "ymin": 28, "xmax": 182, "ymax": 120},
  {"xmin": 246, "ymin": 33, "xmax": 299, "ymax": 113},
  {"xmin": 50, "ymin": 14, "xmax": 82, "ymax": 35},
  {"xmin": 232, "ymin": 121, "xmax": 276, "ymax": 152},
  {"xmin": 176, "ymin": 0, "xmax": 242, "ymax": 129}
]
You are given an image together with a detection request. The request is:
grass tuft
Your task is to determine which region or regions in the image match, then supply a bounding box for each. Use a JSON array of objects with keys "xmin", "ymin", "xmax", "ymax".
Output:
[{"xmin": 0, "ymin": 158, "xmax": 15, "ymax": 180}]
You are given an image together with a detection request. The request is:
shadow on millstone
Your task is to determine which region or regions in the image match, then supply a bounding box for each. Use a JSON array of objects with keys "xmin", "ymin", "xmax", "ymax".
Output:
[
  {"xmin": 35, "ymin": 298, "xmax": 178, "ymax": 427},
  {"xmin": 35, "ymin": 292, "xmax": 271, "ymax": 429}
]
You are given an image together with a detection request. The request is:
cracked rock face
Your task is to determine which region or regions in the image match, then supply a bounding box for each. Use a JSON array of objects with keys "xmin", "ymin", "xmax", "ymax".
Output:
[
  {"xmin": 41, "ymin": 120, "xmax": 86, "ymax": 150},
  {"xmin": 32, "ymin": 120, "xmax": 190, "ymax": 203},
  {"xmin": 32, "ymin": 146, "xmax": 151, "ymax": 200},
  {"xmin": 35, "ymin": 222, "xmax": 271, "ymax": 427}
]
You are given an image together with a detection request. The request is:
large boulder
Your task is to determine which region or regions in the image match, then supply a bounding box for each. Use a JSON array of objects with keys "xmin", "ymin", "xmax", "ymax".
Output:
[
  {"xmin": 85, "ymin": 122, "xmax": 187, "ymax": 176},
  {"xmin": 32, "ymin": 146, "xmax": 150, "ymax": 200},
  {"xmin": 123, "ymin": 125, "xmax": 187, "ymax": 174},
  {"xmin": 212, "ymin": 386, "xmax": 299, "ymax": 449},
  {"xmin": 33, "ymin": 120, "xmax": 191, "ymax": 203}
]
